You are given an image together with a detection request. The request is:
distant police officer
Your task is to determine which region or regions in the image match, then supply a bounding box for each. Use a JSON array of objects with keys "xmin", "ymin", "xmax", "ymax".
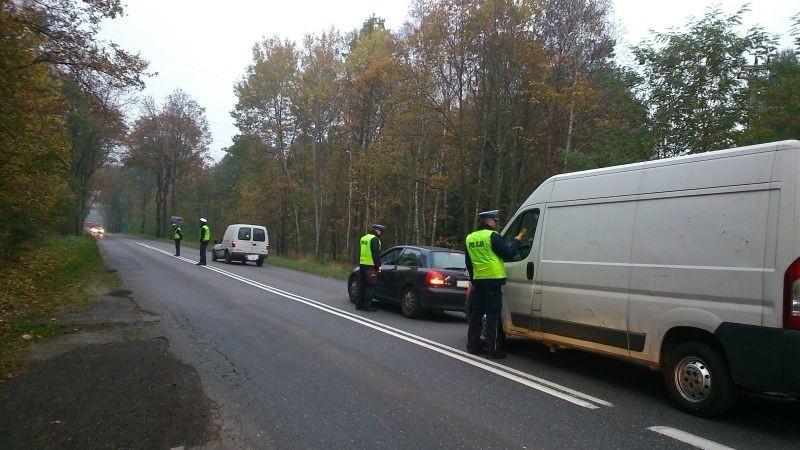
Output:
[
  {"xmin": 197, "ymin": 218, "xmax": 210, "ymax": 266},
  {"xmin": 357, "ymin": 224, "xmax": 385, "ymax": 311},
  {"xmin": 465, "ymin": 210, "xmax": 527, "ymax": 359},
  {"xmin": 172, "ymin": 223, "xmax": 183, "ymax": 256}
]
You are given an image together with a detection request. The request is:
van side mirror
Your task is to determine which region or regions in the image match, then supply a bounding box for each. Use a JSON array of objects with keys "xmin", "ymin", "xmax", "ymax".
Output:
[{"xmin": 213, "ymin": 239, "xmax": 218, "ymax": 244}]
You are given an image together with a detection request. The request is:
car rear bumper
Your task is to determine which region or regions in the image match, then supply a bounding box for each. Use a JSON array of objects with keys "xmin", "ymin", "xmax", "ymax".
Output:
[
  {"xmin": 419, "ymin": 286, "xmax": 468, "ymax": 312},
  {"xmin": 716, "ymin": 322, "xmax": 800, "ymax": 395}
]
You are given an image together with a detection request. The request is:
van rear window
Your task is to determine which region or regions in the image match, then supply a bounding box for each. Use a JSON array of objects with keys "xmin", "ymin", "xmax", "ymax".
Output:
[
  {"xmin": 253, "ymin": 228, "xmax": 266, "ymax": 241},
  {"xmin": 238, "ymin": 227, "xmax": 252, "ymax": 240}
]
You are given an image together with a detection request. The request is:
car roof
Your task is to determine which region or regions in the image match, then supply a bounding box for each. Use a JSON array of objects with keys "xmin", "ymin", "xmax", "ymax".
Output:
[{"xmin": 389, "ymin": 244, "xmax": 464, "ymax": 254}]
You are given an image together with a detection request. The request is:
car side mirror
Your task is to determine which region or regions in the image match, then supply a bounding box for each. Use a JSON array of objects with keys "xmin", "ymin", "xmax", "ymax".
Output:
[{"xmin": 213, "ymin": 239, "xmax": 218, "ymax": 244}]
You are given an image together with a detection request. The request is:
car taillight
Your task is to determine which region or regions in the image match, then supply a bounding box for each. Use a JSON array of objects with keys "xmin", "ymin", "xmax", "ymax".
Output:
[
  {"xmin": 785, "ymin": 257, "xmax": 800, "ymax": 331},
  {"xmin": 232, "ymin": 240, "xmax": 237, "ymax": 248},
  {"xmin": 266, "ymin": 243, "xmax": 270, "ymax": 249},
  {"xmin": 426, "ymin": 270, "xmax": 445, "ymax": 287}
]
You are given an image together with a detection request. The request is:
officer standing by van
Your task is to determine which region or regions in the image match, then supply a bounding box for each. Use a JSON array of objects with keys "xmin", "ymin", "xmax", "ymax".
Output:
[
  {"xmin": 197, "ymin": 218, "xmax": 210, "ymax": 266},
  {"xmin": 357, "ymin": 224, "xmax": 385, "ymax": 311},
  {"xmin": 465, "ymin": 210, "xmax": 526, "ymax": 359}
]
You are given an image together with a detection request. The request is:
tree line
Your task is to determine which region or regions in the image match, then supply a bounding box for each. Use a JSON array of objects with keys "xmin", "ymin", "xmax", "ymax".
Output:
[{"xmin": 2, "ymin": 0, "xmax": 798, "ymax": 264}]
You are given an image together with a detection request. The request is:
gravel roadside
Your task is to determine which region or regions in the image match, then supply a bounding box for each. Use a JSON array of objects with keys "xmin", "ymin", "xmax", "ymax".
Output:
[{"xmin": 0, "ymin": 286, "xmax": 239, "ymax": 449}]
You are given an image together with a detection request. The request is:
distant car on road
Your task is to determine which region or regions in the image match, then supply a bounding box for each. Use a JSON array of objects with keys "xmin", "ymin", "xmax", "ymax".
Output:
[
  {"xmin": 348, "ymin": 245, "xmax": 470, "ymax": 318},
  {"xmin": 84, "ymin": 222, "xmax": 104, "ymax": 236}
]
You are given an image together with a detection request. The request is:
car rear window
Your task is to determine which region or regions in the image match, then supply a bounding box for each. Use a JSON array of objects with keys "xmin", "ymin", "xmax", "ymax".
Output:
[
  {"xmin": 430, "ymin": 251, "xmax": 466, "ymax": 270},
  {"xmin": 238, "ymin": 227, "xmax": 252, "ymax": 240},
  {"xmin": 253, "ymin": 228, "xmax": 266, "ymax": 241}
]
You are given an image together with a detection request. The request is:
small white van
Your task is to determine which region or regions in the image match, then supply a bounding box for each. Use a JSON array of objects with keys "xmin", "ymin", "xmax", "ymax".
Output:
[
  {"xmin": 211, "ymin": 224, "xmax": 270, "ymax": 266},
  {"xmin": 498, "ymin": 140, "xmax": 800, "ymax": 416}
]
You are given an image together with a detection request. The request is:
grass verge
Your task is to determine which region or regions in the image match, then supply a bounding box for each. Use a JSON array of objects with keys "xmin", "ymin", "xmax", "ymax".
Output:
[
  {"xmin": 0, "ymin": 234, "xmax": 117, "ymax": 380},
  {"xmin": 265, "ymin": 254, "xmax": 352, "ymax": 281}
]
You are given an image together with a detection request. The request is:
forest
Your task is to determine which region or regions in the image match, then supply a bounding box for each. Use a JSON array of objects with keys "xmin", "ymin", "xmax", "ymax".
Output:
[{"xmin": 2, "ymin": 0, "xmax": 799, "ymax": 263}]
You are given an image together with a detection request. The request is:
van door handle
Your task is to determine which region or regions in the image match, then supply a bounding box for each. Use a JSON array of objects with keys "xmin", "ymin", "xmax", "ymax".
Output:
[{"xmin": 527, "ymin": 262, "xmax": 535, "ymax": 280}]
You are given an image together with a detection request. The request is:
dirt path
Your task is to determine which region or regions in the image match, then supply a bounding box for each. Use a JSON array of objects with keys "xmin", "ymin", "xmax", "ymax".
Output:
[{"xmin": 0, "ymin": 287, "xmax": 238, "ymax": 449}]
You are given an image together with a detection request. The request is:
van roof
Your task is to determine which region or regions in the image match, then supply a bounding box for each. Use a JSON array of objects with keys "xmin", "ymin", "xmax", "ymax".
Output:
[
  {"xmin": 521, "ymin": 140, "xmax": 799, "ymax": 207},
  {"xmin": 552, "ymin": 140, "xmax": 798, "ymax": 183},
  {"xmin": 228, "ymin": 223, "xmax": 267, "ymax": 228}
]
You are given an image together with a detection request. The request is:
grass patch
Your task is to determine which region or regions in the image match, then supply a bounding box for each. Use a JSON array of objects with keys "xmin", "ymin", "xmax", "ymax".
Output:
[
  {"xmin": 265, "ymin": 254, "xmax": 353, "ymax": 281},
  {"xmin": 0, "ymin": 234, "xmax": 114, "ymax": 380}
]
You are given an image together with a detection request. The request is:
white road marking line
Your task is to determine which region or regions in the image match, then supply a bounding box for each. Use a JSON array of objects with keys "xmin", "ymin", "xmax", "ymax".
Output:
[
  {"xmin": 648, "ymin": 426, "xmax": 735, "ymax": 450},
  {"xmin": 133, "ymin": 240, "xmax": 613, "ymax": 409}
]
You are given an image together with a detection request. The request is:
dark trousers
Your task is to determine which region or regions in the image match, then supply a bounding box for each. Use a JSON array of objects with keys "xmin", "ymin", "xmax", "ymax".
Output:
[
  {"xmin": 467, "ymin": 284, "xmax": 503, "ymax": 352},
  {"xmin": 358, "ymin": 265, "xmax": 375, "ymax": 308},
  {"xmin": 174, "ymin": 239, "xmax": 181, "ymax": 256},
  {"xmin": 199, "ymin": 241, "xmax": 208, "ymax": 264}
]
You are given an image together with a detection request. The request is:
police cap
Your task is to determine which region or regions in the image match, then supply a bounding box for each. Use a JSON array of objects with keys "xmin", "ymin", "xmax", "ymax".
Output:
[
  {"xmin": 200, "ymin": 217, "xmax": 207, "ymax": 223},
  {"xmin": 478, "ymin": 210, "xmax": 499, "ymax": 220},
  {"xmin": 371, "ymin": 223, "xmax": 386, "ymax": 231}
]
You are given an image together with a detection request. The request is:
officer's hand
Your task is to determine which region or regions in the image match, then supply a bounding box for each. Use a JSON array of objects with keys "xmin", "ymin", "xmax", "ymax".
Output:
[{"xmin": 515, "ymin": 228, "xmax": 528, "ymax": 240}]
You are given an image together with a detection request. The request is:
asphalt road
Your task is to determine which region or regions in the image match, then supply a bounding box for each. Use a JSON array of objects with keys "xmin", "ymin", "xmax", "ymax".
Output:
[{"xmin": 99, "ymin": 234, "xmax": 800, "ymax": 449}]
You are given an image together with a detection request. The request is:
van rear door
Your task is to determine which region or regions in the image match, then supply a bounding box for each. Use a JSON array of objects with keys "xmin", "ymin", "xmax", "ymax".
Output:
[
  {"xmin": 253, "ymin": 227, "xmax": 267, "ymax": 255},
  {"xmin": 236, "ymin": 226, "xmax": 253, "ymax": 254}
]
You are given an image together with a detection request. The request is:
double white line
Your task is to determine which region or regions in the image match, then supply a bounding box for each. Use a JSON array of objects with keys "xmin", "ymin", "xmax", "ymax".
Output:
[{"xmin": 135, "ymin": 240, "xmax": 613, "ymax": 410}]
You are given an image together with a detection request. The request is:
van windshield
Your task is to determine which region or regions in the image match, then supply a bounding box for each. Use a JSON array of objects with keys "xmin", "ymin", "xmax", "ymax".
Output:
[{"xmin": 253, "ymin": 228, "xmax": 266, "ymax": 242}]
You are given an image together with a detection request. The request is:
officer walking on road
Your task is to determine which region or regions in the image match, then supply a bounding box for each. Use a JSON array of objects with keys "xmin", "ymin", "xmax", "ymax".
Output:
[
  {"xmin": 172, "ymin": 222, "xmax": 183, "ymax": 256},
  {"xmin": 465, "ymin": 210, "xmax": 526, "ymax": 359},
  {"xmin": 357, "ymin": 224, "xmax": 385, "ymax": 311},
  {"xmin": 197, "ymin": 218, "xmax": 210, "ymax": 266}
]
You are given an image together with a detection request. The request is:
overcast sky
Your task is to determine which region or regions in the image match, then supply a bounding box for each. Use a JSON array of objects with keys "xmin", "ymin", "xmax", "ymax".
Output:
[{"xmin": 100, "ymin": 1, "xmax": 798, "ymax": 162}]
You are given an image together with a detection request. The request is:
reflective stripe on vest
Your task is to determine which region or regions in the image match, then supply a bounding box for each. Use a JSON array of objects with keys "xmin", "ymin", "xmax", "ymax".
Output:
[
  {"xmin": 465, "ymin": 229, "xmax": 506, "ymax": 279},
  {"xmin": 173, "ymin": 227, "xmax": 181, "ymax": 240},
  {"xmin": 200, "ymin": 225, "xmax": 210, "ymax": 242},
  {"xmin": 359, "ymin": 233, "xmax": 378, "ymax": 265}
]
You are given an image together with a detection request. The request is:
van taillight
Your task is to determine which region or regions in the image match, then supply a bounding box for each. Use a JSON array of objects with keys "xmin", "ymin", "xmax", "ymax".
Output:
[
  {"xmin": 784, "ymin": 257, "xmax": 800, "ymax": 331},
  {"xmin": 266, "ymin": 243, "xmax": 270, "ymax": 249},
  {"xmin": 426, "ymin": 270, "xmax": 445, "ymax": 287},
  {"xmin": 232, "ymin": 240, "xmax": 237, "ymax": 248}
]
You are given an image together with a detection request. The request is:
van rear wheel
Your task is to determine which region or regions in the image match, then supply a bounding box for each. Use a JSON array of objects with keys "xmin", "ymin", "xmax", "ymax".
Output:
[
  {"xmin": 224, "ymin": 251, "xmax": 231, "ymax": 264},
  {"xmin": 663, "ymin": 341, "xmax": 735, "ymax": 417}
]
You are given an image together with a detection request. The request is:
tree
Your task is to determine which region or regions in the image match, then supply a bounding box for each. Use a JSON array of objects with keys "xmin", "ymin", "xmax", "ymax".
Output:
[
  {"xmin": 0, "ymin": 2, "xmax": 72, "ymax": 258},
  {"xmin": 0, "ymin": 0, "xmax": 148, "ymax": 256},
  {"xmin": 62, "ymin": 78, "xmax": 126, "ymax": 235},
  {"xmin": 232, "ymin": 37, "xmax": 301, "ymax": 254},
  {"xmin": 294, "ymin": 30, "xmax": 347, "ymax": 259},
  {"xmin": 632, "ymin": 6, "xmax": 775, "ymax": 157},
  {"xmin": 126, "ymin": 91, "xmax": 210, "ymax": 238}
]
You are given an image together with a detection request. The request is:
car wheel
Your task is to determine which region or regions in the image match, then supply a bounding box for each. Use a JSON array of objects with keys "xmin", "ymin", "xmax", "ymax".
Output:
[
  {"xmin": 663, "ymin": 341, "xmax": 735, "ymax": 417},
  {"xmin": 401, "ymin": 287, "xmax": 422, "ymax": 319},
  {"xmin": 224, "ymin": 250, "xmax": 231, "ymax": 264},
  {"xmin": 211, "ymin": 251, "xmax": 218, "ymax": 262},
  {"xmin": 348, "ymin": 276, "xmax": 360, "ymax": 304},
  {"xmin": 256, "ymin": 258, "xmax": 263, "ymax": 267}
]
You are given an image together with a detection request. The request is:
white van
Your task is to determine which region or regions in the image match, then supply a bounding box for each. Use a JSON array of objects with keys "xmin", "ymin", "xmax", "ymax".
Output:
[
  {"xmin": 498, "ymin": 140, "xmax": 800, "ymax": 416},
  {"xmin": 211, "ymin": 224, "xmax": 270, "ymax": 266}
]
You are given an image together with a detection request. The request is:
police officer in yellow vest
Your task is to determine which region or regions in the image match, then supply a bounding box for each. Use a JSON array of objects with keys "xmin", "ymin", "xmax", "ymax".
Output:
[
  {"xmin": 357, "ymin": 224, "xmax": 385, "ymax": 311},
  {"xmin": 465, "ymin": 210, "xmax": 527, "ymax": 359},
  {"xmin": 172, "ymin": 223, "xmax": 183, "ymax": 256},
  {"xmin": 196, "ymin": 218, "xmax": 211, "ymax": 266}
]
